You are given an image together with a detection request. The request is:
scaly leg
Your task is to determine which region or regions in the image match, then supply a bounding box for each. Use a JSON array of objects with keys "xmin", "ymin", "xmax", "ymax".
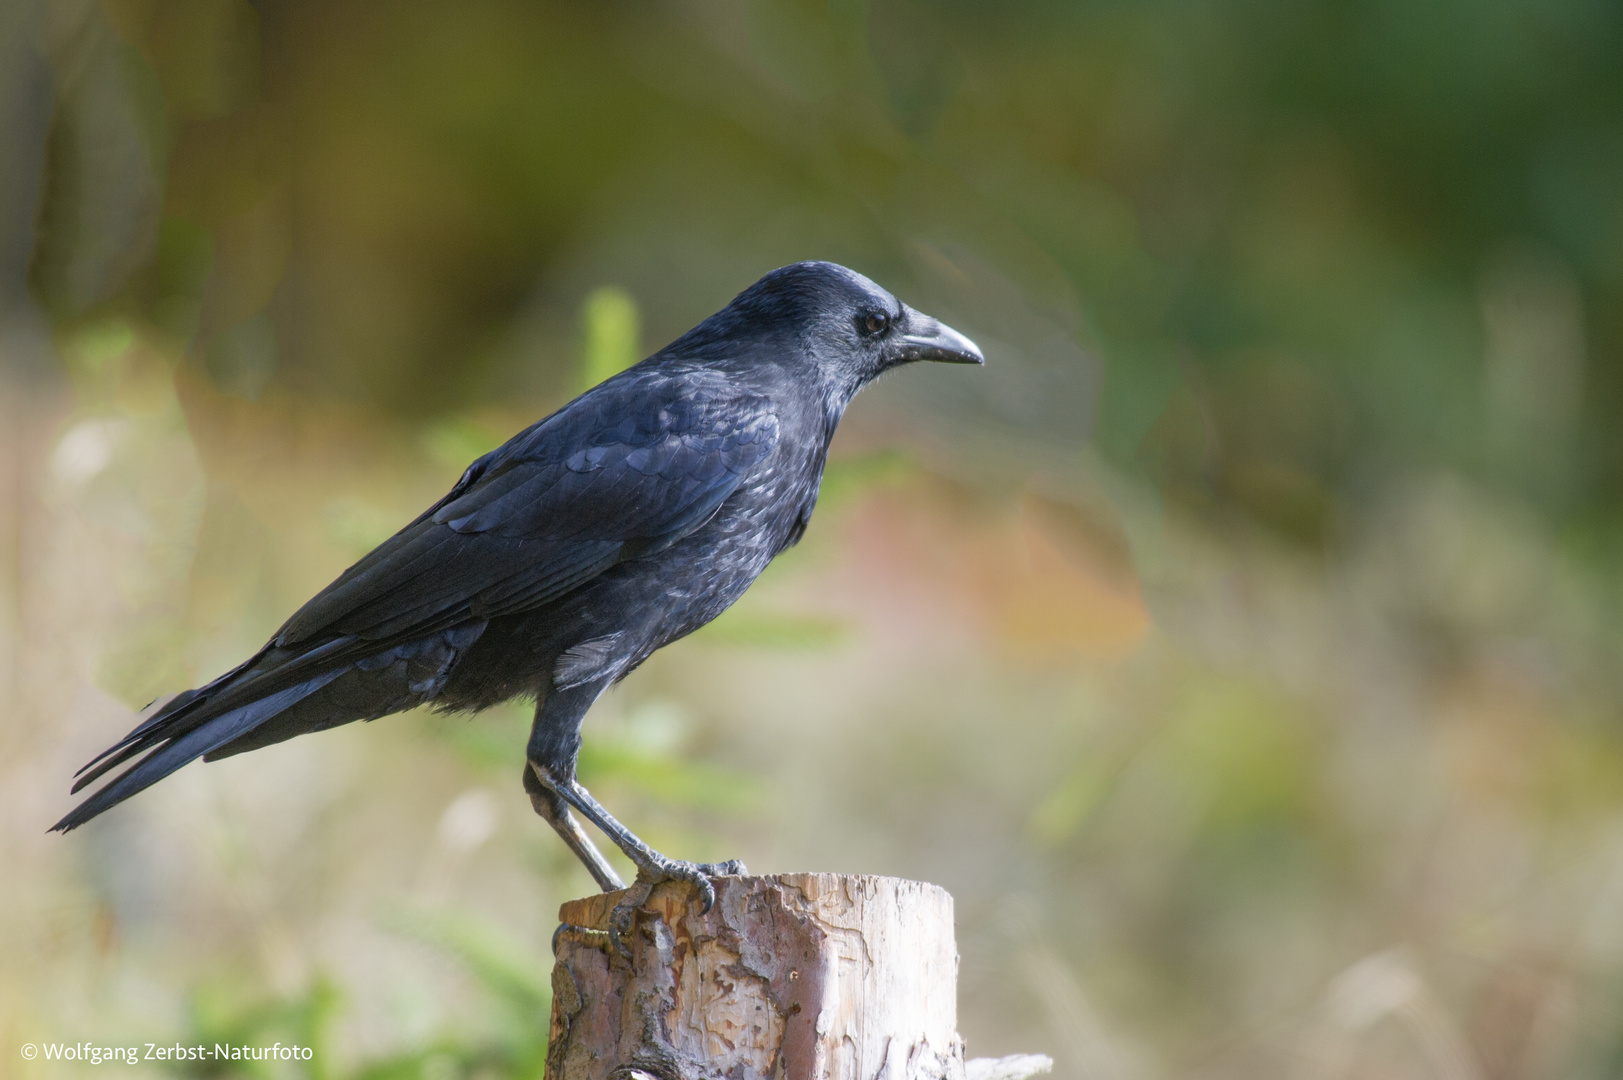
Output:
[
  {"xmin": 528, "ymin": 760, "xmax": 745, "ymax": 956},
  {"xmin": 522, "ymin": 763, "xmax": 626, "ymax": 892}
]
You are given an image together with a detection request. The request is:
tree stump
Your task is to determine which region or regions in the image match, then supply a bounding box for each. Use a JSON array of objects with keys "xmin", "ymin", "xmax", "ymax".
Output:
[{"xmin": 545, "ymin": 874, "xmax": 966, "ymax": 1080}]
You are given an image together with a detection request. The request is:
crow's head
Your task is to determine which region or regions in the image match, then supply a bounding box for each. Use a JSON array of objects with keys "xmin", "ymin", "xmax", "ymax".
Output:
[{"xmin": 675, "ymin": 261, "xmax": 982, "ymax": 392}]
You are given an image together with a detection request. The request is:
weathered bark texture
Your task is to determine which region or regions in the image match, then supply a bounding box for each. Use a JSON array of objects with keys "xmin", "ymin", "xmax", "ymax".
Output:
[{"xmin": 545, "ymin": 874, "xmax": 966, "ymax": 1080}]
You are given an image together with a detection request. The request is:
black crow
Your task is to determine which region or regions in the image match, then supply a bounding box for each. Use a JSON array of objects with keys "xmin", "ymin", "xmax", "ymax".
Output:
[{"xmin": 54, "ymin": 261, "xmax": 981, "ymax": 939}]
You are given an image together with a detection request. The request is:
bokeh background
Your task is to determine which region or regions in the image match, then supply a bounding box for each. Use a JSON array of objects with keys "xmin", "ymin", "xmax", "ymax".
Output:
[{"xmin": 4, "ymin": 1, "xmax": 1623, "ymax": 1077}]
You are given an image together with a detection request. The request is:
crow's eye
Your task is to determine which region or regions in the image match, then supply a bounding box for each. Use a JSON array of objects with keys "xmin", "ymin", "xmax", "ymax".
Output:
[{"xmin": 861, "ymin": 311, "xmax": 891, "ymax": 336}]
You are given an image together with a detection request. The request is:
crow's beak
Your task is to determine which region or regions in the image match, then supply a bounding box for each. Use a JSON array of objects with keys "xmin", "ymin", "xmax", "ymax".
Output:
[{"xmin": 897, "ymin": 309, "xmax": 984, "ymax": 365}]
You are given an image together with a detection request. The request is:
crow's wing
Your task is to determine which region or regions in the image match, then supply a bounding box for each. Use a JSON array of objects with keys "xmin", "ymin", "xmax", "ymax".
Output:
[
  {"xmin": 59, "ymin": 372, "xmax": 779, "ymax": 816},
  {"xmin": 276, "ymin": 374, "xmax": 779, "ymax": 646}
]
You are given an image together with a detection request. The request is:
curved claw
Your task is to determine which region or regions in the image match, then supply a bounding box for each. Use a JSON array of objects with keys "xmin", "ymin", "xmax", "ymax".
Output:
[
  {"xmin": 688, "ymin": 869, "xmax": 717, "ymax": 913},
  {"xmin": 685, "ymin": 859, "xmax": 746, "ymax": 911}
]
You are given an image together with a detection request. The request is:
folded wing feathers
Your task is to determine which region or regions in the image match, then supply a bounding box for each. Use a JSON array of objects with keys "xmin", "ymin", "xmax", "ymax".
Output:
[{"xmin": 58, "ymin": 380, "xmax": 781, "ymax": 831}]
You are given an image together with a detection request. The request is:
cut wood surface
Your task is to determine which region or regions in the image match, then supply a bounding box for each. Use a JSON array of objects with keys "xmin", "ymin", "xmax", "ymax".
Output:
[{"xmin": 545, "ymin": 873, "xmax": 967, "ymax": 1080}]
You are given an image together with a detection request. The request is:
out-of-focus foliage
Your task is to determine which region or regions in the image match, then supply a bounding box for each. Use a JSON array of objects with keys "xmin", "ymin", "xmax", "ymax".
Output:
[
  {"xmin": 4, "ymin": 0, "xmax": 1623, "ymax": 1078},
  {"xmin": 576, "ymin": 287, "xmax": 640, "ymax": 393}
]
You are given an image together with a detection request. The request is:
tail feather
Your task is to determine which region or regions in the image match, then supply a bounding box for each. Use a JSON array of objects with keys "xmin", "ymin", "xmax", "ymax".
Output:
[
  {"xmin": 68, "ymin": 636, "xmax": 369, "ymax": 794},
  {"xmin": 71, "ymin": 684, "xmax": 225, "ymax": 785},
  {"xmin": 54, "ymin": 623, "xmax": 488, "ymax": 833},
  {"xmin": 71, "ymin": 738, "xmax": 154, "ymax": 795},
  {"xmin": 51, "ymin": 668, "xmax": 346, "ymax": 833}
]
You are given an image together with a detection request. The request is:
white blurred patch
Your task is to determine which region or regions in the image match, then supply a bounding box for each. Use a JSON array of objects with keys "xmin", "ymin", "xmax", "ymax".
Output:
[
  {"xmin": 50, "ymin": 419, "xmax": 126, "ymax": 487},
  {"xmin": 1324, "ymin": 950, "xmax": 1424, "ymax": 1032},
  {"xmin": 436, "ymin": 787, "xmax": 500, "ymax": 854},
  {"xmin": 415, "ymin": 788, "xmax": 503, "ymax": 905},
  {"xmin": 621, "ymin": 698, "xmax": 689, "ymax": 756},
  {"xmin": 1295, "ymin": 949, "xmax": 1483, "ymax": 1080}
]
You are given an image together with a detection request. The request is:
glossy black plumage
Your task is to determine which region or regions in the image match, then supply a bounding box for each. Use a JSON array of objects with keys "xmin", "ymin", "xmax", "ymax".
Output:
[{"xmin": 53, "ymin": 262, "xmax": 982, "ymax": 880}]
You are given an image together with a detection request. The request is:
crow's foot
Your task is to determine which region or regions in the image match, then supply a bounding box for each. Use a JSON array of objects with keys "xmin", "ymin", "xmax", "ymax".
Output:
[
  {"xmin": 605, "ymin": 855, "xmax": 748, "ymax": 959},
  {"xmin": 527, "ymin": 760, "xmax": 747, "ymax": 957}
]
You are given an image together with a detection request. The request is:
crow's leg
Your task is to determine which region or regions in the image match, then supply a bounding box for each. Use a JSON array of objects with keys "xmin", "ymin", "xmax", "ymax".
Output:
[
  {"xmin": 521, "ymin": 764, "xmax": 625, "ymax": 892},
  {"xmin": 534, "ymin": 762, "xmax": 747, "ymax": 887},
  {"xmin": 527, "ymin": 761, "xmax": 746, "ymax": 957},
  {"xmin": 528, "ymin": 678, "xmax": 745, "ymax": 956}
]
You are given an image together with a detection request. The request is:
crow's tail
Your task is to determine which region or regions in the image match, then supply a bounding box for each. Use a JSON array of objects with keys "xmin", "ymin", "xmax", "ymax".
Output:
[
  {"xmin": 52, "ymin": 623, "xmax": 488, "ymax": 833},
  {"xmin": 50, "ymin": 668, "xmax": 346, "ymax": 832}
]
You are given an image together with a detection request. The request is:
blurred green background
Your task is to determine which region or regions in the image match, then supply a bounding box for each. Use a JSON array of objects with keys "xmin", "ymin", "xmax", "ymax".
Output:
[{"xmin": 4, "ymin": 0, "xmax": 1623, "ymax": 1077}]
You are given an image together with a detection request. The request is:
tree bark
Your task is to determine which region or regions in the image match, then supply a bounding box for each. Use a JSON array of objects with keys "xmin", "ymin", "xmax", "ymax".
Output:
[{"xmin": 545, "ymin": 874, "xmax": 966, "ymax": 1080}]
